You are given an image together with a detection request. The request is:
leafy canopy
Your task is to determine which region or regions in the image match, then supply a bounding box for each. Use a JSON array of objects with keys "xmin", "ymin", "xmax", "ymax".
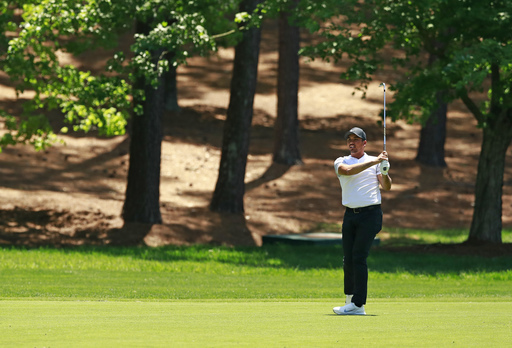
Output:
[
  {"xmin": 300, "ymin": 0, "xmax": 512, "ymax": 129},
  {"xmin": 1, "ymin": 0, "xmax": 245, "ymax": 151}
]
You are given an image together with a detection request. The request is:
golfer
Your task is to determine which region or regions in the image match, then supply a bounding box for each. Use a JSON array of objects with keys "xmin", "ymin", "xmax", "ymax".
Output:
[{"xmin": 333, "ymin": 127, "xmax": 392, "ymax": 315}]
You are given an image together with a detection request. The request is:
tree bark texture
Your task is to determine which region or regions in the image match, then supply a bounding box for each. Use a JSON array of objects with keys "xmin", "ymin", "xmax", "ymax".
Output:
[
  {"xmin": 165, "ymin": 62, "xmax": 180, "ymax": 112},
  {"xmin": 122, "ymin": 21, "xmax": 164, "ymax": 224},
  {"xmin": 468, "ymin": 124, "xmax": 512, "ymax": 244},
  {"xmin": 273, "ymin": 1, "xmax": 302, "ymax": 165},
  {"xmin": 209, "ymin": 0, "xmax": 263, "ymax": 213},
  {"xmin": 467, "ymin": 62, "xmax": 512, "ymax": 244},
  {"xmin": 415, "ymin": 51, "xmax": 447, "ymax": 167},
  {"xmin": 415, "ymin": 91, "xmax": 447, "ymax": 167}
]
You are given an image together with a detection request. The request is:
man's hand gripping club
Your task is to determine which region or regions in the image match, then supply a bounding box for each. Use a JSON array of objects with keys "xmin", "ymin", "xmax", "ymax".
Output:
[{"xmin": 378, "ymin": 151, "xmax": 390, "ymax": 175}]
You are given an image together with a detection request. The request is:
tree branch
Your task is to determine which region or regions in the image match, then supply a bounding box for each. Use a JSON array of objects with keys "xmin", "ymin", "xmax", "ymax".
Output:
[
  {"xmin": 211, "ymin": 29, "xmax": 238, "ymax": 39},
  {"xmin": 459, "ymin": 90, "xmax": 485, "ymax": 124},
  {"xmin": 211, "ymin": 26, "xmax": 249, "ymax": 40}
]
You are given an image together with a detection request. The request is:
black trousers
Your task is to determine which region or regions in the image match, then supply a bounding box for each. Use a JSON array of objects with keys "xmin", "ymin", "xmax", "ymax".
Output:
[{"xmin": 342, "ymin": 204, "xmax": 382, "ymax": 307}]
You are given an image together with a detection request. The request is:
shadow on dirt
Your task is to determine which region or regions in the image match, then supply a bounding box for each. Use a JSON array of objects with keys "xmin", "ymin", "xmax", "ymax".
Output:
[
  {"xmin": 0, "ymin": 206, "xmax": 258, "ymax": 248},
  {"xmin": 246, "ymin": 163, "xmax": 292, "ymax": 192},
  {"xmin": 0, "ymin": 207, "xmax": 118, "ymax": 246}
]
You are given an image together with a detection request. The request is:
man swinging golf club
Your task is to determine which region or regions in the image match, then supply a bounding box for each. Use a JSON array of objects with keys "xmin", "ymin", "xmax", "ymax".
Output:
[{"xmin": 332, "ymin": 84, "xmax": 392, "ymax": 315}]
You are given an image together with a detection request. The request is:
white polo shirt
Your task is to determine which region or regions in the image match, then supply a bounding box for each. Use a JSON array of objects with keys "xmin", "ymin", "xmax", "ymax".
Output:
[{"xmin": 334, "ymin": 153, "xmax": 382, "ymax": 208}]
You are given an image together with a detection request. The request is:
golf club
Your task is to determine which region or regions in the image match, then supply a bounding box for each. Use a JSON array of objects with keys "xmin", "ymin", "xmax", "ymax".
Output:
[{"xmin": 379, "ymin": 83, "xmax": 390, "ymax": 175}]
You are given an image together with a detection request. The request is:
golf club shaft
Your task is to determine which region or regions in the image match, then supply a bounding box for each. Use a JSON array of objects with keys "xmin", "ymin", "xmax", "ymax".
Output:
[{"xmin": 381, "ymin": 83, "xmax": 386, "ymax": 152}]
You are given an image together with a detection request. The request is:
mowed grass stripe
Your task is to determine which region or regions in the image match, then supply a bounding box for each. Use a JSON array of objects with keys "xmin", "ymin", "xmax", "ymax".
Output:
[
  {"xmin": 1, "ymin": 244, "xmax": 512, "ymax": 300},
  {"xmin": 1, "ymin": 268, "xmax": 512, "ymax": 300},
  {"xmin": 2, "ymin": 300, "xmax": 511, "ymax": 347}
]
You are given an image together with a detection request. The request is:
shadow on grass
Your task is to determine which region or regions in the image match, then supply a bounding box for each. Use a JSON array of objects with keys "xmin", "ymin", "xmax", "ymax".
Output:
[{"xmin": 3, "ymin": 242, "xmax": 511, "ymax": 275}]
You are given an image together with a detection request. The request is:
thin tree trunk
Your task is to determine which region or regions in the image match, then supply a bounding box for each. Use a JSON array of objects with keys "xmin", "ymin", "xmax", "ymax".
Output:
[
  {"xmin": 273, "ymin": 1, "xmax": 302, "ymax": 165},
  {"xmin": 165, "ymin": 63, "xmax": 180, "ymax": 112},
  {"xmin": 415, "ymin": 51, "xmax": 447, "ymax": 167},
  {"xmin": 209, "ymin": 0, "xmax": 262, "ymax": 213},
  {"xmin": 415, "ymin": 91, "xmax": 447, "ymax": 167}
]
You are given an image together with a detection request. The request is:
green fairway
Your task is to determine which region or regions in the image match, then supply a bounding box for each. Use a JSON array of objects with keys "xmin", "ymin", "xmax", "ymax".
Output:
[
  {"xmin": 1, "ymin": 244, "xmax": 511, "ymax": 300},
  {"xmin": 2, "ymin": 300, "xmax": 511, "ymax": 347},
  {"xmin": 1, "ymin": 237, "xmax": 511, "ymax": 347}
]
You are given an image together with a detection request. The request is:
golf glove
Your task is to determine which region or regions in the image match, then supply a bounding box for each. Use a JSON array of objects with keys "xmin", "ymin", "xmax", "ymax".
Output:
[{"xmin": 380, "ymin": 160, "xmax": 390, "ymax": 175}]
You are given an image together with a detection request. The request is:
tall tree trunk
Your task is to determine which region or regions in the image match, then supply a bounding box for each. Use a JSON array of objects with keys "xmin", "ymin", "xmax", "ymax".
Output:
[
  {"xmin": 273, "ymin": 0, "xmax": 302, "ymax": 165},
  {"xmin": 165, "ymin": 63, "xmax": 180, "ymax": 112},
  {"xmin": 415, "ymin": 91, "xmax": 447, "ymax": 167},
  {"xmin": 468, "ymin": 124, "xmax": 512, "ymax": 244},
  {"xmin": 209, "ymin": 0, "xmax": 263, "ymax": 213},
  {"xmin": 467, "ymin": 63, "xmax": 512, "ymax": 244},
  {"xmin": 122, "ymin": 21, "xmax": 164, "ymax": 224},
  {"xmin": 415, "ymin": 52, "xmax": 447, "ymax": 167}
]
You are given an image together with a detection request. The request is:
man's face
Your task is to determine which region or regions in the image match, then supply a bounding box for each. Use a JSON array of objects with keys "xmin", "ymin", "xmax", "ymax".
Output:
[{"xmin": 346, "ymin": 135, "xmax": 366, "ymax": 156}]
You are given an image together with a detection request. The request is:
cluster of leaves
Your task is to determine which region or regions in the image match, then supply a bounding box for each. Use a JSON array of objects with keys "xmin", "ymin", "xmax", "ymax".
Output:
[
  {"xmin": 256, "ymin": 0, "xmax": 348, "ymax": 32},
  {"xmin": 2, "ymin": 1, "xmax": 135, "ymax": 149},
  {"xmin": 300, "ymin": 0, "xmax": 512, "ymax": 128},
  {"xmin": 0, "ymin": 0, "xmax": 244, "ymax": 151},
  {"xmin": 389, "ymin": 0, "xmax": 512, "ymax": 127}
]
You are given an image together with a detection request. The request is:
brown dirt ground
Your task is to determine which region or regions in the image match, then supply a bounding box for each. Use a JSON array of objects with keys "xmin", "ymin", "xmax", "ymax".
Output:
[{"xmin": 1, "ymin": 22, "xmax": 511, "ymax": 256}]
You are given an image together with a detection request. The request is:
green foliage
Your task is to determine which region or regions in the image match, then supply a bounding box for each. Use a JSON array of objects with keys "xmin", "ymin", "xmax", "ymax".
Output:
[
  {"xmin": 0, "ymin": 110, "xmax": 57, "ymax": 151},
  {"xmin": 1, "ymin": 0, "xmax": 244, "ymax": 151},
  {"xmin": 0, "ymin": 2, "xmax": 14, "ymax": 51},
  {"xmin": 259, "ymin": 0, "xmax": 351, "ymax": 33},
  {"xmin": 128, "ymin": 12, "xmax": 216, "ymax": 89},
  {"xmin": 301, "ymin": 0, "xmax": 512, "ymax": 128}
]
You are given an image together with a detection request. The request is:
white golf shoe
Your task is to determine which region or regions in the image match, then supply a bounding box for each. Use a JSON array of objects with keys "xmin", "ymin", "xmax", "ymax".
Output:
[{"xmin": 333, "ymin": 302, "xmax": 366, "ymax": 315}]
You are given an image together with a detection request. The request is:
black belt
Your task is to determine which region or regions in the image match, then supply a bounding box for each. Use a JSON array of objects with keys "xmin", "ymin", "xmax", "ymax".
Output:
[{"xmin": 345, "ymin": 204, "xmax": 381, "ymax": 214}]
